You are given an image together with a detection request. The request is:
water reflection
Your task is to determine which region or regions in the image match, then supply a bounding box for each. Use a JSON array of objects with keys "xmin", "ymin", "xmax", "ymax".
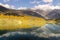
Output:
[{"xmin": 0, "ymin": 24, "xmax": 60, "ymax": 40}]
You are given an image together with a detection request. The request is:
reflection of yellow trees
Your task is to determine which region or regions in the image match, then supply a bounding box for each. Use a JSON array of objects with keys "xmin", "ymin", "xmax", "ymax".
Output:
[{"xmin": 0, "ymin": 14, "xmax": 46, "ymax": 30}]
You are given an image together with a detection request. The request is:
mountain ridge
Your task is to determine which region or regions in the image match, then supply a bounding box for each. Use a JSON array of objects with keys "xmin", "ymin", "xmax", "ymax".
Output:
[
  {"xmin": 0, "ymin": 5, "xmax": 44, "ymax": 18},
  {"xmin": 0, "ymin": 5, "xmax": 60, "ymax": 19}
]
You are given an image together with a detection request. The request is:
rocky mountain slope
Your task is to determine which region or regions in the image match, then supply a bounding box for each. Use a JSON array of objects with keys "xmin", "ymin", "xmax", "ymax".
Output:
[
  {"xmin": 0, "ymin": 5, "xmax": 60, "ymax": 20},
  {"xmin": 0, "ymin": 5, "xmax": 44, "ymax": 18}
]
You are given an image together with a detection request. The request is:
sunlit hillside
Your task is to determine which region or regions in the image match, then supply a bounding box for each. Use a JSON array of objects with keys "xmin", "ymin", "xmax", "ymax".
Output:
[
  {"xmin": 0, "ymin": 14, "xmax": 46, "ymax": 30},
  {"xmin": 47, "ymin": 19, "xmax": 56, "ymax": 24}
]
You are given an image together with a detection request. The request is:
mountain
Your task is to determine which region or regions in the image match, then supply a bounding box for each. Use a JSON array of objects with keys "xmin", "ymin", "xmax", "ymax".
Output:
[
  {"xmin": 0, "ymin": 5, "xmax": 9, "ymax": 12},
  {"xmin": 0, "ymin": 5, "xmax": 60, "ymax": 19},
  {"xmin": 45, "ymin": 9, "xmax": 60, "ymax": 19},
  {"xmin": 34, "ymin": 9, "xmax": 60, "ymax": 19},
  {"xmin": 0, "ymin": 5, "xmax": 44, "ymax": 18},
  {"xmin": 33, "ymin": 9, "xmax": 48, "ymax": 19},
  {"xmin": 17, "ymin": 10, "xmax": 44, "ymax": 18}
]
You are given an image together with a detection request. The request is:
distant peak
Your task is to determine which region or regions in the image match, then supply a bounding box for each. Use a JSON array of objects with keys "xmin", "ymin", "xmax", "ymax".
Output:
[{"xmin": 0, "ymin": 5, "xmax": 8, "ymax": 12}]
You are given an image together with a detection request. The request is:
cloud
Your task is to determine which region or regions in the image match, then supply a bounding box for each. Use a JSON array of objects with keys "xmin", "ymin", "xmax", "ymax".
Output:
[
  {"xmin": 43, "ymin": 0, "xmax": 53, "ymax": 2},
  {"xmin": 3, "ymin": 0, "xmax": 10, "ymax": 2},
  {"xmin": 18, "ymin": 7, "xmax": 27, "ymax": 10},
  {"xmin": 0, "ymin": 3, "xmax": 10, "ymax": 8},
  {"xmin": 31, "ymin": 4, "xmax": 60, "ymax": 10},
  {"xmin": 0, "ymin": 3, "xmax": 27, "ymax": 10},
  {"xmin": 0, "ymin": 3, "xmax": 16, "ymax": 9},
  {"xmin": 30, "ymin": 0, "xmax": 40, "ymax": 5},
  {"xmin": 10, "ymin": 5, "xmax": 16, "ymax": 9}
]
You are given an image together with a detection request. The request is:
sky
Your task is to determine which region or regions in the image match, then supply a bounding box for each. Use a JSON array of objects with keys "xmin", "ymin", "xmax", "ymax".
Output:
[{"xmin": 0, "ymin": 0, "xmax": 60, "ymax": 10}]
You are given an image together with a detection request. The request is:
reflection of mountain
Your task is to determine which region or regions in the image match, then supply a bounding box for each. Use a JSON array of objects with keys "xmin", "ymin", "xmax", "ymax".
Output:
[
  {"xmin": 0, "ymin": 24, "xmax": 60, "ymax": 40},
  {"xmin": 41, "ymin": 24, "xmax": 60, "ymax": 33},
  {"xmin": 0, "ymin": 32, "xmax": 50, "ymax": 40},
  {"xmin": 30, "ymin": 24, "xmax": 60, "ymax": 38}
]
